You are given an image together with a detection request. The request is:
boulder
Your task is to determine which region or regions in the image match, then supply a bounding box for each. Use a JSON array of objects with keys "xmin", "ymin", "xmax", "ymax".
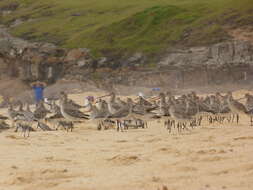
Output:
[
  {"xmin": 97, "ymin": 57, "xmax": 108, "ymax": 67},
  {"xmin": 77, "ymin": 59, "xmax": 87, "ymax": 67},
  {"xmin": 0, "ymin": 39, "xmax": 12, "ymax": 54},
  {"xmin": 65, "ymin": 48, "xmax": 90, "ymax": 62},
  {"xmin": 46, "ymin": 56, "xmax": 60, "ymax": 64},
  {"xmin": 128, "ymin": 53, "xmax": 143, "ymax": 63}
]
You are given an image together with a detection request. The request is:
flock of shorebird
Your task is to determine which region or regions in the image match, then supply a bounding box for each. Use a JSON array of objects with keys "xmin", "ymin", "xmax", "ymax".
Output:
[{"xmin": 0, "ymin": 90, "xmax": 253, "ymax": 137}]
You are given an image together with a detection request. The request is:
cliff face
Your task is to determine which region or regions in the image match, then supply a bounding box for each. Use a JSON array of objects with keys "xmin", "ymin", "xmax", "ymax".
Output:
[
  {"xmin": 148, "ymin": 40, "xmax": 253, "ymax": 88},
  {"xmin": 159, "ymin": 41, "xmax": 253, "ymax": 67},
  {"xmin": 0, "ymin": 25, "xmax": 253, "ymax": 89},
  {"xmin": 0, "ymin": 26, "xmax": 94, "ymax": 83}
]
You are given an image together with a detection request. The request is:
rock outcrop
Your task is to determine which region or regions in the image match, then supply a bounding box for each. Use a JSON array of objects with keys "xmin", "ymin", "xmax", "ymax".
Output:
[
  {"xmin": 95, "ymin": 40, "xmax": 253, "ymax": 88},
  {"xmin": 1, "ymin": 25, "xmax": 253, "ymax": 89},
  {"xmin": 0, "ymin": 26, "xmax": 93, "ymax": 83},
  {"xmin": 158, "ymin": 40, "xmax": 253, "ymax": 67}
]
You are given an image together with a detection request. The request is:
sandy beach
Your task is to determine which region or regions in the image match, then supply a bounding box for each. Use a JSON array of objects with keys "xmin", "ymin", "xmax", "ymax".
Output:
[{"xmin": 0, "ymin": 90, "xmax": 253, "ymax": 190}]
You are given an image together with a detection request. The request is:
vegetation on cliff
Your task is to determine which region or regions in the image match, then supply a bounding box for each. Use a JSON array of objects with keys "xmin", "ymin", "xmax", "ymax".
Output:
[{"xmin": 0, "ymin": 0, "xmax": 252, "ymax": 56}]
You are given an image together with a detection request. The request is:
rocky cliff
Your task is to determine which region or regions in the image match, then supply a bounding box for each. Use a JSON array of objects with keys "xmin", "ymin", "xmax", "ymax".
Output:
[
  {"xmin": 0, "ymin": 26, "xmax": 94, "ymax": 83},
  {"xmin": 0, "ymin": 25, "xmax": 253, "ymax": 90}
]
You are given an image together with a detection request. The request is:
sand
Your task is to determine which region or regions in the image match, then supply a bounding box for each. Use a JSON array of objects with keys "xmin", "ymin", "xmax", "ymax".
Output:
[{"xmin": 0, "ymin": 90, "xmax": 253, "ymax": 190}]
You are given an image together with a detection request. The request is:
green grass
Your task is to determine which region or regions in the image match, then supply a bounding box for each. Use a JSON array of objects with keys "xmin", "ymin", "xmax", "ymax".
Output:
[{"xmin": 0, "ymin": 0, "xmax": 253, "ymax": 57}]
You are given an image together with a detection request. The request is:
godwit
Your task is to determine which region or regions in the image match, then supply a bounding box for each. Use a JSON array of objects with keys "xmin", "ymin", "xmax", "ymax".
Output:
[
  {"xmin": 226, "ymin": 92, "xmax": 247, "ymax": 124},
  {"xmin": 168, "ymin": 101, "xmax": 194, "ymax": 133},
  {"xmin": 59, "ymin": 95, "xmax": 89, "ymax": 121}
]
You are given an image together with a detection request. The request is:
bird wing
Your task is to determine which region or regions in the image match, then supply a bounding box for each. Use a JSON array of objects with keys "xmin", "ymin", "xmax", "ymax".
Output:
[
  {"xmin": 234, "ymin": 101, "xmax": 247, "ymax": 113},
  {"xmin": 38, "ymin": 122, "xmax": 53, "ymax": 131},
  {"xmin": 67, "ymin": 100, "xmax": 83, "ymax": 109},
  {"xmin": 132, "ymin": 105, "xmax": 145, "ymax": 115},
  {"xmin": 0, "ymin": 114, "xmax": 8, "ymax": 120},
  {"xmin": 109, "ymin": 107, "xmax": 129, "ymax": 118},
  {"xmin": 0, "ymin": 121, "xmax": 10, "ymax": 130},
  {"xmin": 145, "ymin": 105, "xmax": 158, "ymax": 112},
  {"xmin": 65, "ymin": 108, "xmax": 89, "ymax": 119},
  {"xmin": 34, "ymin": 109, "xmax": 48, "ymax": 119},
  {"xmin": 139, "ymin": 98, "xmax": 153, "ymax": 106},
  {"xmin": 111, "ymin": 102, "xmax": 122, "ymax": 110},
  {"xmin": 47, "ymin": 113, "xmax": 63, "ymax": 119},
  {"xmin": 9, "ymin": 110, "xmax": 19, "ymax": 119}
]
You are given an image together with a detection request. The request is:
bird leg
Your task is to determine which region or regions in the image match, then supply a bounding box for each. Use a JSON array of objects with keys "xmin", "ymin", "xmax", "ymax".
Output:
[
  {"xmin": 123, "ymin": 120, "xmax": 127, "ymax": 130},
  {"xmin": 141, "ymin": 120, "xmax": 145, "ymax": 128},
  {"xmin": 116, "ymin": 120, "xmax": 124, "ymax": 132},
  {"xmin": 183, "ymin": 122, "xmax": 190, "ymax": 132},
  {"xmin": 27, "ymin": 128, "xmax": 30, "ymax": 137},
  {"xmin": 168, "ymin": 125, "xmax": 172, "ymax": 133},
  {"xmin": 22, "ymin": 127, "xmax": 26, "ymax": 138},
  {"xmin": 231, "ymin": 114, "xmax": 235, "ymax": 123},
  {"xmin": 189, "ymin": 120, "xmax": 194, "ymax": 129},
  {"xmin": 208, "ymin": 116, "xmax": 213, "ymax": 125},
  {"xmin": 116, "ymin": 120, "xmax": 120, "ymax": 132},
  {"xmin": 97, "ymin": 123, "xmax": 102, "ymax": 130},
  {"xmin": 217, "ymin": 115, "xmax": 221, "ymax": 124},
  {"xmin": 164, "ymin": 121, "xmax": 168, "ymax": 129},
  {"xmin": 121, "ymin": 121, "xmax": 125, "ymax": 132},
  {"xmin": 220, "ymin": 116, "xmax": 225, "ymax": 124},
  {"xmin": 192, "ymin": 118, "xmax": 198, "ymax": 128},
  {"xmin": 176, "ymin": 122, "xmax": 180, "ymax": 133},
  {"xmin": 173, "ymin": 120, "xmax": 176, "ymax": 129},
  {"xmin": 14, "ymin": 126, "xmax": 19, "ymax": 132},
  {"xmin": 167, "ymin": 120, "xmax": 171, "ymax": 130},
  {"xmin": 177, "ymin": 122, "xmax": 182, "ymax": 133},
  {"xmin": 198, "ymin": 116, "xmax": 203, "ymax": 126},
  {"xmin": 165, "ymin": 120, "xmax": 172, "ymax": 133},
  {"xmin": 236, "ymin": 114, "xmax": 239, "ymax": 124},
  {"xmin": 56, "ymin": 122, "xmax": 60, "ymax": 131},
  {"xmin": 226, "ymin": 114, "xmax": 232, "ymax": 123}
]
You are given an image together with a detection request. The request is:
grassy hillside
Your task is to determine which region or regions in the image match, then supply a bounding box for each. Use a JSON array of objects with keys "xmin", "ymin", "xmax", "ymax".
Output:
[{"xmin": 0, "ymin": 0, "xmax": 252, "ymax": 56}]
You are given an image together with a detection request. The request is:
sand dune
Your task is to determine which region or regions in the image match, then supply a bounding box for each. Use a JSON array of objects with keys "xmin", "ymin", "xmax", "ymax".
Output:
[{"xmin": 0, "ymin": 90, "xmax": 253, "ymax": 190}]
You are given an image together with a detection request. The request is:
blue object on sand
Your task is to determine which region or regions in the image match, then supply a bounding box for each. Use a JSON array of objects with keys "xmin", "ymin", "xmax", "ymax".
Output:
[{"xmin": 152, "ymin": 88, "xmax": 161, "ymax": 91}]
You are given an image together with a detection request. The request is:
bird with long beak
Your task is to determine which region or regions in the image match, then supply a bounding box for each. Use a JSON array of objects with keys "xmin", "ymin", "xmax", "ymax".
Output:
[{"xmin": 59, "ymin": 95, "xmax": 89, "ymax": 121}]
